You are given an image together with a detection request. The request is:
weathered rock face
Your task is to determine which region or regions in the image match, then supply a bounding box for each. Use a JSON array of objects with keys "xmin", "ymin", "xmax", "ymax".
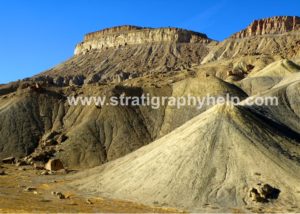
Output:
[
  {"xmin": 38, "ymin": 43, "xmax": 213, "ymax": 86},
  {"xmin": 0, "ymin": 89, "xmax": 66, "ymax": 160},
  {"xmin": 202, "ymin": 16, "xmax": 300, "ymax": 64},
  {"xmin": 74, "ymin": 25, "xmax": 211, "ymax": 55},
  {"xmin": 232, "ymin": 16, "xmax": 300, "ymax": 39},
  {"xmin": 34, "ymin": 26, "xmax": 214, "ymax": 86}
]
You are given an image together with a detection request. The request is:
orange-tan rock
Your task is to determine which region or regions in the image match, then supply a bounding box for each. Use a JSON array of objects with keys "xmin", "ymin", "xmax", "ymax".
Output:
[
  {"xmin": 232, "ymin": 16, "xmax": 300, "ymax": 38},
  {"xmin": 74, "ymin": 26, "xmax": 211, "ymax": 55}
]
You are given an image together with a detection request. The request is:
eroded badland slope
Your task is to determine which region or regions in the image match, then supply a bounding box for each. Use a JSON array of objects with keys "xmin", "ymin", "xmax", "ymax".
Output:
[{"xmin": 1, "ymin": 16, "xmax": 300, "ymax": 212}]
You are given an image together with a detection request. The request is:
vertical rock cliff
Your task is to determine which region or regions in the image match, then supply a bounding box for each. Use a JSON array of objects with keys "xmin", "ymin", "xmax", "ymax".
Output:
[
  {"xmin": 74, "ymin": 25, "xmax": 211, "ymax": 55},
  {"xmin": 231, "ymin": 16, "xmax": 300, "ymax": 38}
]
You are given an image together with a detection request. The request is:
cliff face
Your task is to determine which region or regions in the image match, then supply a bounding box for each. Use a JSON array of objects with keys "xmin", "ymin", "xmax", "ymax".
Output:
[
  {"xmin": 232, "ymin": 16, "xmax": 300, "ymax": 39},
  {"xmin": 74, "ymin": 25, "xmax": 211, "ymax": 55},
  {"xmin": 202, "ymin": 16, "xmax": 300, "ymax": 64}
]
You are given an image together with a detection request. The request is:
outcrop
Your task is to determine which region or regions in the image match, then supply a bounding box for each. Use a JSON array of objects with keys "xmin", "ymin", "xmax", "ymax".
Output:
[
  {"xmin": 74, "ymin": 25, "xmax": 211, "ymax": 55},
  {"xmin": 232, "ymin": 16, "xmax": 300, "ymax": 39},
  {"xmin": 30, "ymin": 26, "xmax": 214, "ymax": 86},
  {"xmin": 249, "ymin": 184, "xmax": 280, "ymax": 203},
  {"xmin": 202, "ymin": 16, "xmax": 300, "ymax": 64}
]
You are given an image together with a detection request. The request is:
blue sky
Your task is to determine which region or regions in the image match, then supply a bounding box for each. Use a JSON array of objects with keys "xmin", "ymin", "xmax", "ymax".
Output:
[{"xmin": 0, "ymin": 0, "xmax": 299, "ymax": 84}]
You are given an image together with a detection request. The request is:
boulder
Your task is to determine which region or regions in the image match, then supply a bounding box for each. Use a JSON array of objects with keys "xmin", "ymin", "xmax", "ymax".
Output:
[
  {"xmin": 84, "ymin": 74, "xmax": 101, "ymax": 84},
  {"xmin": 33, "ymin": 75, "xmax": 53, "ymax": 84},
  {"xmin": 249, "ymin": 188, "xmax": 268, "ymax": 203},
  {"xmin": 15, "ymin": 159, "xmax": 27, "ymax": 167},
  {"xmin": 2, "ymin": 156, "xmax": 15, "ymax": 164},
  {"xmin": 45, "ymin": 159, "xmax": 64, "ymax": 171},
  {"xmin": 23, "ymin": 156, "xmax": 34, "ymax": 165},
  {"xmin": 31, "ymin": 149, "xmax": 55, "ymax": 162},
  {"xmin": 259, "ymin": 184, "xmax": 280, "ymax": 199},
  {"xmin": 63, "ymin": 76, "xmax": 71, "ymax": 86},
  {"xmin": 249, "ymin": 184, "xmax": 280, "ymax": 203},
  {"xmin": 69, "ymin": 75, "xmax": 85, "ymax": 86},
  {"xmin": 29, "ymin": 83, "xmax": 44, "ymax": 92},
  {"xmin": 53, "ymin": 76, "xmax": 65, "ymax": 87}
]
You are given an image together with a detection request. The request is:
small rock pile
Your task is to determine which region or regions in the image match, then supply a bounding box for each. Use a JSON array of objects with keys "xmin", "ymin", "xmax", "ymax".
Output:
[
  {"xmin": 1, "ymin": 131, "xmax": 68, "ymax": 174},
  {"xmin": 249, "ymin": 183, "xmax": 280, "ymax": 203},
  {"xmin": 21, "ymin": 131, "xmax": 67, "ymax": 170}
]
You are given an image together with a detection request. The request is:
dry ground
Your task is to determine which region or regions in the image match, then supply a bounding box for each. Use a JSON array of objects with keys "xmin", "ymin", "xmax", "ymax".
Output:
[{"xmin": 0, "ymin": 164, "xmax": 183, "ymax": 213}]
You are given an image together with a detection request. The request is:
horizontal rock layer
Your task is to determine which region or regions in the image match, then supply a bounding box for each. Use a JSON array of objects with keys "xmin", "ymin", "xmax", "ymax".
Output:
[
  {"xmin": 232, "ymin": 16, "xmax": 300, "ymax": 39},
  {"xmin": 74, "ymin": 26, "xmax": 210, "ymax": 55}
]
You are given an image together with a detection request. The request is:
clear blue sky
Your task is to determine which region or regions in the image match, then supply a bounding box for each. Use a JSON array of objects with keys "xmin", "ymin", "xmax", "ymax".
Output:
[{"xmin": 0, "ymin": 0, "xmax": 299, "ymax": 84}]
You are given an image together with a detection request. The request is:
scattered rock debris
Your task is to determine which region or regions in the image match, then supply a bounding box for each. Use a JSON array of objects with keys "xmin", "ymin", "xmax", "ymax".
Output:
[
  {"xmin": 249, "ymin": 184, "xmax": 280, "ymax": 203},
  {"xmin": 2, "ymin": 156, "xmax": 15, "ymax": 164},
  {"xmin": 52, "ymin": 191, "xmax": 66, "ymax": 199}
]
